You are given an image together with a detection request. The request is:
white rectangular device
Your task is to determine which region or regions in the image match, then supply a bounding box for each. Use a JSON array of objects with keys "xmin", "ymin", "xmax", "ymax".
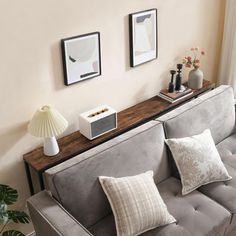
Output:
[{"xmin": 79, "ymin": 105, "xmax": 117, "ymax": 140}]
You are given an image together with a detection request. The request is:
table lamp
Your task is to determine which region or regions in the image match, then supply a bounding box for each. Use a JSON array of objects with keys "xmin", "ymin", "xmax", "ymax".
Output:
[{"xmin": 28, "ymin": 105, "xmax": 68, "ymax": 156}]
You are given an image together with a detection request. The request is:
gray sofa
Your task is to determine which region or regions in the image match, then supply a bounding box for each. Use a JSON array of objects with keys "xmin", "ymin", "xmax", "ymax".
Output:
[{"xmin": 27, "ymin": 85, "xmax": 236, "ymax": 236}]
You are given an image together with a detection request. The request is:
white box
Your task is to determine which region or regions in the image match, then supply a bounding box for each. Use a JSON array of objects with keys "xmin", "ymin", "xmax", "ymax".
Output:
[{"xmin": 79, "ymin": 105, "xmax": 117, "ymax": 140}]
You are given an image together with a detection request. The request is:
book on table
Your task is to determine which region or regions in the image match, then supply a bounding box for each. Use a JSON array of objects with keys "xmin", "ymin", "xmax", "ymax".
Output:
[{"xmin": 158, "ymin": 86, "xmax": 193, "ymax": 103}]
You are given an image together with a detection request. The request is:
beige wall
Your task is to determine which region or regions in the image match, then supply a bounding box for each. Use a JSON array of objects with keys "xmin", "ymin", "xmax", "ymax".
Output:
[{"xmin": 0, "ymin": 0, "xmax": 225, "ymax": 234}]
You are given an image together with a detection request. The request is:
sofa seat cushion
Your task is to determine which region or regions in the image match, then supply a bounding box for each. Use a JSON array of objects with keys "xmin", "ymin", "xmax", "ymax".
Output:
[
  {"xmin": 217, "ymin": 133, "xmax": 236, "ymax": 169},
  {"xmin": 88, "ymin": 214, "xmax": 116, "ymax": 236},
  {"xmin": 199, "ymin": 164, "xmax": 236, "ymax": 214},
  {"xmin": 88, "ymin": 177, "xmax": 231, "ymax": 236},
  {"xmin": 199, "ymin": 163, "xmax": 236, "ymax": 235}
]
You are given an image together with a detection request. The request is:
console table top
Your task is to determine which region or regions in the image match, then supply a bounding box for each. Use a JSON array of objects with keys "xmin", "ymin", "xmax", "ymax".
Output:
[{"xmin": 23, "ymin": 80, "xmax": 215, "ymax": 172}]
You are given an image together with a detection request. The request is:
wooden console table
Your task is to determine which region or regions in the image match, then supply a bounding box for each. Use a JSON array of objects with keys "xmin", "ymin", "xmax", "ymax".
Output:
[{"xmin": 24, "ymin": 80, "xmax": 215, "ymax": 195}]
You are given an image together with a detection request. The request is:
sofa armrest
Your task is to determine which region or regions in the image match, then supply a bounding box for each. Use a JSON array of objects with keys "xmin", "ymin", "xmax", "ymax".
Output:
[{"xmin": 27, "ymin": 190, "xmax": 92, "ymax": 236}]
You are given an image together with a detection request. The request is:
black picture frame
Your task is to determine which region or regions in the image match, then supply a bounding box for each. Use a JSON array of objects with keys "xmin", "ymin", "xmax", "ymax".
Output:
[
  {"xmin": 129, "ymin": 9, "xmax": 158, "ymax": 67},
  {"xmin": 61, "ymin": 32, "xmax": 102, "ymax": 86}
]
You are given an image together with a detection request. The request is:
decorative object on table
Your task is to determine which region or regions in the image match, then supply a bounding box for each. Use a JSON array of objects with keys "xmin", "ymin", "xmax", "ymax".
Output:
[
  {"xmin": 61, "ymin": 32, "xmax": 101, "ymax": 85},
  {"xmin": 188, "ymin": 68, "xmax": 204, "ymax": 89},
  {"xmin": 0, "ymin": 184, "xmax": 30, "ymax": 236},
  {"xmin": 28, "ymin": 105, "xmax": 68, "ymax": 156},
  {"xmin": 175, "ymin": 64, "xmax": 183, "ymax": 91},
  {"xmin": 183, "ymin": 47, "xmax": 205, "ymax": 89},
  {"xmin": 129, "ymin": 9, "xmax": 157, "ymax": 67},
  {"xmin": 79, "ymin": 105, "xmax": 117, "ymax": 140},
  {"xmin": 168, "ymin": 70, "xmax": 176, "ymax": 93},
  {"xmin": 158, "ymin": 85, "xmax": 192, "ymax": 103}
]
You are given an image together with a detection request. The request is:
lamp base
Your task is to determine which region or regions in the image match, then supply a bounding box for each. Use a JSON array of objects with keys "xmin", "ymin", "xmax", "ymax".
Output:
[{"xmin": 44, "ymin": 137, "xmax": 59, "ymax": 156}]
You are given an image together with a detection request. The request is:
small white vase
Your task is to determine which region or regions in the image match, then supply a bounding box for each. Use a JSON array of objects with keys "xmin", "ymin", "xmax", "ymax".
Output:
[{"xmin": 188, "ymin": 68, "xmax": 203, "ymax": 89}]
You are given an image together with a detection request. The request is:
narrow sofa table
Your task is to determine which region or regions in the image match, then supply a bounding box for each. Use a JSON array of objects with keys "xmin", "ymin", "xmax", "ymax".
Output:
[{"xmin": 24, "ymin": 80, "xmax": 215, "ymax": 195}]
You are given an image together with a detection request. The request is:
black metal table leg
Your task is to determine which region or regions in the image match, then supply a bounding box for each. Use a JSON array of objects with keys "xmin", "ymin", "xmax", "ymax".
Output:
[
  {"xmin": 38, "ymin": 172, "xmax": 45, "ymax": 191},
  {"xmin": 24, "ymin": 161, "xmax": 34, "ymax": 195}
]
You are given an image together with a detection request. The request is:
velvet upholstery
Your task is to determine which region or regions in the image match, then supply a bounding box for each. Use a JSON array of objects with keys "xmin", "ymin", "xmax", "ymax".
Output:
[
  {"xmin": 44, "ymin": 120, "xmax": 170, "ymax": 228},
  {"xmin": 88, "ymin": 178, "xmax": 231, "ymax": 236},
  {"xmin": 144, "ymin": 177, "xmax": 230, "ymax": 236},
  {"xmin": 27, "ymin": 85, "xmax": 236, "ymax": 236},
  {"xmin": 27, "ymin": 191, "xmax": 92, "ymax": 236},
  {"xmin": 198, "ymin": 134, "xmax": 236, "ymax": 235},
  {"xmin": 217, "ymin": 133, "xmax": 236, "ymax": 169},
  {"xmin": 157, "ymin": 85, "xmax": 235, "ymax": 144},
  {"xmin": 199, "ymin": 164, "xmax": 236, "ymax": 212}
]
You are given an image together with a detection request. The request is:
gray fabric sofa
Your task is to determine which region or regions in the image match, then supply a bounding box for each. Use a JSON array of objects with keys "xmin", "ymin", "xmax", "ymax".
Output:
[{"xmin": 27, "ymin": 85, "xmax": 236, "ymax": 236}]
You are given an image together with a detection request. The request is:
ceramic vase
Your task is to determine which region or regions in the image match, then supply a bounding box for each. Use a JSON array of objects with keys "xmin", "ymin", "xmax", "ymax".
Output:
[{"xmin": 188, "ymin": 68, "xmax": 203, "ymax": 89}]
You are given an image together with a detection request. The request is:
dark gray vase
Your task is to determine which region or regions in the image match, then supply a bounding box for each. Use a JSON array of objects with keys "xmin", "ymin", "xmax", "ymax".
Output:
[{"xmin": 188, "ymin": 68, "xmax": 203, "ymax": 89}]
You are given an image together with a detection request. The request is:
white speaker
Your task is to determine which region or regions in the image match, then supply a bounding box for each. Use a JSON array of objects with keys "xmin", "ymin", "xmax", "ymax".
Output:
[{"xmin": 79, "ymin": 105, "xmax": 117, "ymax": 140}]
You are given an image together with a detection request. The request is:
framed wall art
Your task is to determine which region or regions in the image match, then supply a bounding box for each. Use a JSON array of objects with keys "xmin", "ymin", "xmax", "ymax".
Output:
[
  {"xmin": 129, "ymin": 9, "xmax": 157, "ymax": 67},
  {"xmin": 61, "ymin": 32, "xmax": 101, "ymax": 85}
]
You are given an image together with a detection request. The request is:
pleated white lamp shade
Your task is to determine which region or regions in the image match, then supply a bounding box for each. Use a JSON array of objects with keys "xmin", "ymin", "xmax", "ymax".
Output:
[
  {"xmin": 28, "ymin": 105, "xmax": 68, "ymax": 138},
  {"xmin": 28, "ymin": 105, "xmax": 68, "ymax": 156}
]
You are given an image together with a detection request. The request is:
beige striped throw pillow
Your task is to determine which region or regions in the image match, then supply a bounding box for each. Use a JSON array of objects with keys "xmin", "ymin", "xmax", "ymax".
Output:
[{"xmin": 99, "ymin": 171, "xmax": 176, "ymax": 236}]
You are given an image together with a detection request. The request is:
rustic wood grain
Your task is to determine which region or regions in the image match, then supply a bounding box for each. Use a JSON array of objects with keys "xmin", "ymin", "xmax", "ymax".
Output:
[{"xmin": 23, "ymin": 80, "xmax": 215, "ymax": 172}]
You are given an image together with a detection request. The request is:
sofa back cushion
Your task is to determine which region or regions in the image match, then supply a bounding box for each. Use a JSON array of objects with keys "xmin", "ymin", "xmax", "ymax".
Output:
[
  {"xmin": 44, "ymin": 120, "xmax": 170, "ymax": 228},
  {"xmin": 157, "ymin": 85, "xmax": 235, "ymax": 144}
]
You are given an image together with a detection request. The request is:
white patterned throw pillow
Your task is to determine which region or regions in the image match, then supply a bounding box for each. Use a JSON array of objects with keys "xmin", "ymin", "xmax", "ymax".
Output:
[
  {"xmin": 99, "ymin": 171, "xmax": 176, "ymax": 236},
  {"xmin": 165, "ymin": 129, "xmax": 232, "ymax": 195}
]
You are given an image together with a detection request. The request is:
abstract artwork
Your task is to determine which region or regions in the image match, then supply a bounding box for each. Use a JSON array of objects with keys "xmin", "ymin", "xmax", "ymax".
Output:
[
  {"xmin": 61, "ymin": 32, "xmax": 101, "ymax": 85},
  {"xmin": 129, "ymin": 9, "xmax": 157, "ymax": 67}
]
